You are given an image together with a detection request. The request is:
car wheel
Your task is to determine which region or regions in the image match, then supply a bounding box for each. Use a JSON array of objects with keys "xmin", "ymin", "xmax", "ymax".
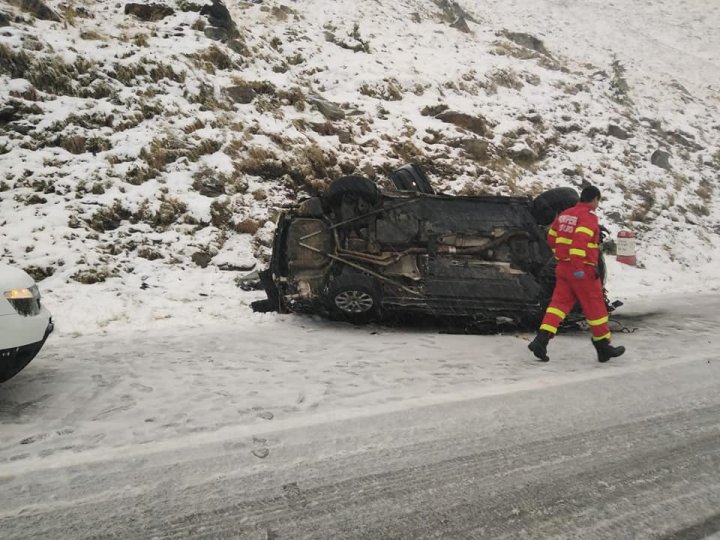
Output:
[
  {"xmin": 326, "ymin": 175, "xmax": 381, "ymax": 207},
  {"xmin": 327, "ymin": 274, "xmax": 380, "ymax": 323},
  {"xmin": 531, "ymin": 187, "xmax": 580, "ymax": 226}
]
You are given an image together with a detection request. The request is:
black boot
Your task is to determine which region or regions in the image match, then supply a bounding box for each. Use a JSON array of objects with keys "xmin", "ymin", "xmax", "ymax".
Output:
[
  {"xmin": 593, "ymin": 338, "xmax": 625, "ymax": 363},
  {"xmin": 528, "ymin": 330, "xmax": 552, "ymax": 362}
]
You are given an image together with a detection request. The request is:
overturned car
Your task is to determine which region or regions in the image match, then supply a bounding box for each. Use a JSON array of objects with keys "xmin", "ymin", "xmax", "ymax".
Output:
[{"xmin": 253, "ymin": 164, "xmax": 612, "ymax": 328}]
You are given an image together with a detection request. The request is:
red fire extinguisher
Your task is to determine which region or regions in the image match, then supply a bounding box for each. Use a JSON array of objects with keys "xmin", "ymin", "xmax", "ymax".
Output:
[{"xmin": 616, "ymin": 230, "xmax": 637, "ymax": 266}]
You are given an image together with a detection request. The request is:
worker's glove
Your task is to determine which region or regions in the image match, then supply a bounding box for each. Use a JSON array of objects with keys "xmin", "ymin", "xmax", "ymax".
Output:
[{"xmin": 573, "ymin": 270, "xmax": 585, "ymax": 279}]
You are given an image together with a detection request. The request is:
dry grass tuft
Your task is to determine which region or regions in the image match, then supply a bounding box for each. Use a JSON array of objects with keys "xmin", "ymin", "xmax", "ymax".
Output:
[
  {"xmin": 359, "ymin": 78, "xmax": 403, "ymax": 101},
  {"xmin": 189, "ymin": 45, "xmax": 233, "ymax": 74},
  {"xmin": 140, "ymin": 136, "xmax": 223, "ymax": 171}
]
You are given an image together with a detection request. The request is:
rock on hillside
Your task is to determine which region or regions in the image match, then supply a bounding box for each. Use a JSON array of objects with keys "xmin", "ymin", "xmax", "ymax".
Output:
[{"xmin": 0, "ymin": 0, "xmax": 718, "ymax": 307}]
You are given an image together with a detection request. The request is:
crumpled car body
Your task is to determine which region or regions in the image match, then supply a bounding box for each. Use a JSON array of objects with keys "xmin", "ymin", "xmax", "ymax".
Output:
[{"xmin": 254, "ymin": 171, "xmax": 607, "ymax": 328}]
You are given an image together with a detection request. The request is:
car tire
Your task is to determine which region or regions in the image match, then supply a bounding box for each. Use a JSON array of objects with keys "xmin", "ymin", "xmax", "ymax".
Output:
[
  {"xmin": 326, "ymin": 175, "xmax": 381, "ymax": 207},
  {"xmin": 327, "ymin": 273, "xmax": 381, "ymax": 323},
  {"xmin": 251, "ymin": 299, "xmax": 276, "ymax": 313},
  {"xmin": 531, "ymin": 187, "xmax": 580, "ymax": 226}
]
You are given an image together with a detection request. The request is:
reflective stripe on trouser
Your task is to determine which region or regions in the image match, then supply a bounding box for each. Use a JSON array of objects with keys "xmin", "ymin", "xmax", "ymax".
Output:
[{"xmin": 540, "ymin": 264, "xmax": 611, "ymax": 340}]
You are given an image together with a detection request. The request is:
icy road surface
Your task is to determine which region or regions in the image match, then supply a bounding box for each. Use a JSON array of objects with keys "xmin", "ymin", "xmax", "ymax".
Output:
[{"xmin": 0, "ymin": 294, "xmax": 718, "ymax": 538}]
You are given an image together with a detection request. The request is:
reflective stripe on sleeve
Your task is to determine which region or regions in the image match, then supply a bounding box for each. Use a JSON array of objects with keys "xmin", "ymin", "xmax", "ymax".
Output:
[
  {"xmin": 569, "ymin": 248, "xmax": 586, "ymax": 257},
  {"xmin": 556, "ymin": 237, "xmax": 572, "ymax": 245},
  {"xmin": 592, "ymin": 332, "xmax": 612, "ymax": 342},
  {"xmin": 576, "ymin": 226, "xmax": 594, "ymax": 237},
  {"xmin": 587, "ymin": 316, "xmax": 609, "ymax": 326},
  {"xmin": 588, "ymin": 242, "xmax": 599, "ymax": 249},
  {"xmin": 546, "ymin": 307, "xmax": 566, "ymax": 319},
  {"xmin": 548, "ymin": 229, "xmax": 558, "ymax": 237},
  {"xmin": 540, "ymin": 324, "xmax": 558, "ymax": 334}
]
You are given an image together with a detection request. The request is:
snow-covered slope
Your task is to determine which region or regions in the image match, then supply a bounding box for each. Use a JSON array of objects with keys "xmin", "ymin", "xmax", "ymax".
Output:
[{"xmin": 0, "ymin": 0, "xmax": 718, "ymax": 334}]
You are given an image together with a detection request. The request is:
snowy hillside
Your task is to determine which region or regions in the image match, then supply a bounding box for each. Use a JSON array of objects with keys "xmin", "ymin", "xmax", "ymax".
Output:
[{"xmin": 1, "ymin": 0, "xmax": 718, "ymax": 334}]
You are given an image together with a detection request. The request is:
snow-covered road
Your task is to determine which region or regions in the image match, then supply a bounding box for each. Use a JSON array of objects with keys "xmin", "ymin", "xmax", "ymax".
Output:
[{"xmin": 0, "ymin": 294, "xmax": 718, "ymax": 537}]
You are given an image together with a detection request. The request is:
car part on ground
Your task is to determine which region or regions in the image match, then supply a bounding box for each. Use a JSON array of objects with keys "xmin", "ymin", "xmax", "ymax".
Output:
[
  {"xmin": 253, "ymin": 163, "xmax": 614, "ymax": 329},
  {"xmin": 0, "ymin": 265, "xmax": 54, "ymax": 383},
  {"xmin": 390, "ymin": 163, "xmax": 435, "ymax": 194},
  {"xmin": 237, "ymin": 269, "xmax": 262, "ymax": 291}
]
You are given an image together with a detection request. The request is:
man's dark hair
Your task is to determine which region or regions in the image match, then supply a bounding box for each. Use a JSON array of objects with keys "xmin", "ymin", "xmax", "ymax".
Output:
[{"xmin": 580, "ymin": 185, "xmax": 601, "ymax": 202}]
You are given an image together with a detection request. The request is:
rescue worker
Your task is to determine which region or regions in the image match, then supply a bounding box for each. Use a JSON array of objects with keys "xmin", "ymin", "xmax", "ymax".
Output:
[{"xmin": 528, "ymin": 185, "xmax": 626, "ymax": 363}]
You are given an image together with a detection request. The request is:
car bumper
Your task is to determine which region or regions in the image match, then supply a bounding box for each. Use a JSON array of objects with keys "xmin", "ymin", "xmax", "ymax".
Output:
[{"xmin": 0, "ymin": 317, "xmax": 53, "ymax": 383}]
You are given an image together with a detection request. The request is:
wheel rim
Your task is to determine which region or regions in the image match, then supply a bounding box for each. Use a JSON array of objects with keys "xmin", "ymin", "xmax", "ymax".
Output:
[{"xmin": 334, "ymin": 290, "xmax": 374, "ymax": 314}]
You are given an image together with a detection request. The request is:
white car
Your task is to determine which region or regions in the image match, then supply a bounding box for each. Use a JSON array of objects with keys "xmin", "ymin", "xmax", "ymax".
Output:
[{"xmin": 0, "ymin": 265, "xmax": 54, "ymax": 383}]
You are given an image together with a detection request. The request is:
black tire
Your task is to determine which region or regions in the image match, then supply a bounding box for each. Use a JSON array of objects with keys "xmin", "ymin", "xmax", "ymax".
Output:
[
  {"xmin": 326, "ymin": 175, "xmax": 380, "ymax": 207},
  {"xmin": 531, "ymin": 187, "xmax": 579, "ymax": 226},
  {"xmin": 326, "ymin": 273, "xmax": 381, "ymax": 323},
  {"xmin": 251, "ymin": 299, "xmax": 276, "ymax": 313}
]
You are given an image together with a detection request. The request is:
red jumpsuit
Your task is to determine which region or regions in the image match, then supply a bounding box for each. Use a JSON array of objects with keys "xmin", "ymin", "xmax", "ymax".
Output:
[{"xmin": 539, "ymin": 202, "xmax": 611, "ymax": 341}]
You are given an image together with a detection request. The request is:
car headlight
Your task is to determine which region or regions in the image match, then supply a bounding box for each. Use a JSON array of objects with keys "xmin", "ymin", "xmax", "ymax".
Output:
[
  {"xmin": 4, "ymin": 285, "xmax": 41, "ymax": 316},
  {"xmin": 4, "ymin": 288, "xmax": 34, "ymax": 300}
]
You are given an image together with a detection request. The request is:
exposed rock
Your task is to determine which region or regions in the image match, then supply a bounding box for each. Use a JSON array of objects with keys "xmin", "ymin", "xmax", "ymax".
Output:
[
  {"xmin": 454, "ymin": 138, "xmax": 490, "ymax": 161},
  {"xmin": 8, "ymin": 122, "xmax": 32, "ymax": 135},
  {"xmin": 435, "ymin": 0, "xmax": 478, "ymax": 24},
  {"xmin": 0, "ymin": 100, "xmax": 42, "ymax": 126},
  {"xmin": 450, "ymin": 16, "xmax": 471, "ymax": 33},
  {"xmin": 507, "ymin": 143, "xmax": 537, "ymax": 163},
  {"xmin": 191, "ymin": 250, "xmax": 212, "ymax": 268},
  {"xmin": 241, "ymin": 160, "xmax": 288, "ymax": 180},
  {"xmin": 200, "ymin": 0, "xmax": 239, "ymax": 38},
  {"xmin": 0, "ymin": 11, "xmax": 11, "ymax": 26},
  {"xmin": 337, "ymin": 130, "xmax": 352, "ymax": 144},
  {"xmin": 521, "ymin": 113, "xmax": 543, "ymax": 125},
  {"xmin": 421, "ymin": 104, "xmax": 449, "ymax": 117},
  {"xmin": 501, "ymin": 31, "xmax": 550, "ymax": 56},
  {"xmin": 225, "ymin": 85, "xmax": 256, "ymax": 104},
  {"xmin": 203, "ymin": 26, "xmax": 228, "ymax": 41},
  {"xmin": 10, "ymin": 0, "xmax": 61, "ymax": 22},
  {"xmin": 192, "ymin": 173, "xmax": 226, "ymax": 197},
  {"xmin": 137, "ymin": 247, "xmax": 163, "ymax": 260},
  {"xmin": 307, "ymin": 96, "xmax": 345, "ymax": 121},
  {"xmin": 25, "ymin": 193, "xmax": 46, "ymax": 204},
  {"xmin": 72, "ymin": 6, "xmax": 92, "ymax": 18},
  {"xmin": 0, "ymin": 105, "xmax": 17, "ymax": 123},
  {"xmin": 651, "ymin": 149, "xmax": 671, "ymax": 170},
  {"xmin": 556, "ymin": 122, "xmax": 582, "ymax": 134},
  {"xmin": 177, "ymin": 0, "xmax": 204, "ymax": 12},
  {"xmin": 309, "ymin": 122, "xmax": 337, "ymax": 136},
  {"xmin": 124, "ymin": 3, "xmax": 174, "ymax": 22},
  {"xmin": 226, "ymin": 39, "xmax": 249, "ymax": 55},
  {"xmin": 436, "ymin": 111, "xmax": 491, "ymax": 137},
  {"xmin": 607, "ymin": 124, "xmax": 632, "ymax": 140},
  {"xmin": 667, "ymin": 130, "xmax": 703, "ymax": 151}
]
